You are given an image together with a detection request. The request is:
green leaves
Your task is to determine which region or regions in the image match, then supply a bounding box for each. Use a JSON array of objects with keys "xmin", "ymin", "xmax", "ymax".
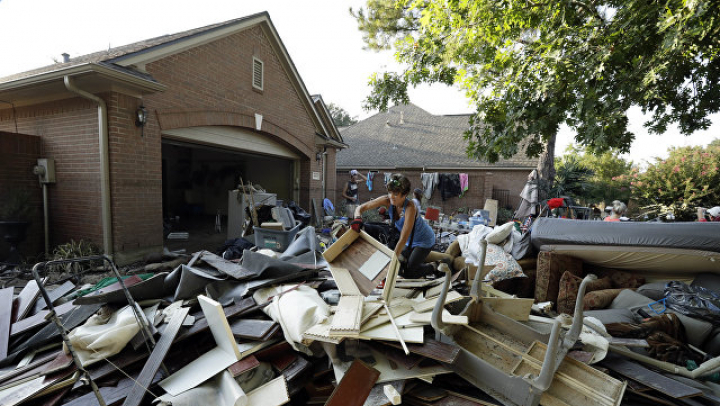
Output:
[{"xmin": 355, "ymin": 0, "xmax": 720, "ymax": 165}]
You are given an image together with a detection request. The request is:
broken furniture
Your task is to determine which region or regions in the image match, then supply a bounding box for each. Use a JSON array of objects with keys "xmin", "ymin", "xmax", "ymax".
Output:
[{"xmin": 430, "ymin": 240, "xmax": 625, "ymax": 406}]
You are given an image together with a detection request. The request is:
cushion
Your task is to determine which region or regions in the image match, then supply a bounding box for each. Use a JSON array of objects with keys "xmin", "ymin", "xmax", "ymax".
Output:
[
  {"xmin": 584, "ymin": 308, "xmax": 639, "ymax": 325},
  {"xmin": 535, "ymin": 252, "xmax": 583, "ymax": 304},
  {"xmin": 484, "ymin": 244, "xmax": 526, "ymax": 284},
  {"xmin": 584, "ymin": 289, "xmax": 625, "ymax": 311},
  {"xmin": 609, "ymin": 270, "xmax": 645, "ymax": 289},
  {"xmin": 486, "ymin": 222, "xmax": 514, "ymax": 245},
  {"xmin": 691, "ymin": 273, "xmax": 720, "ymax": 294},
  {"xmin": 637, "ymin": 281, "xmax": 669, "ymax": 301},
  {"xmin": 556, "ymin": 272, "xmax": 612, "ymax": 315},
  {"xmin": 609, "ymin": 289, "xmax": 653, "ymax": 309}
]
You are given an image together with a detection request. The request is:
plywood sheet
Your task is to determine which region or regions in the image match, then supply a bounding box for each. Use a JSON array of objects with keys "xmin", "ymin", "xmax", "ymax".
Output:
[
  {"xmin": 412, "ymin": 291, "xmax": 463, "ymax": 313},
  {"xmin": 12, "ymin": 279, "xmax": 44, "ymax": 323},
  {"xmin": 198, "ymin": 295, "xmax": 241, "ymax": 359},
  {"xmin": 359, "ymin": 322, "xmax": 423, "ymax": 344}
]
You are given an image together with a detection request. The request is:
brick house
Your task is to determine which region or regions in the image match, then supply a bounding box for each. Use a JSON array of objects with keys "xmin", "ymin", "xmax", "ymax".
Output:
[
  {"xmin": 0, "ymin": 12, "xmax": 345, "ymax": 264},
  {"xmin": 336, "ymin": 103, "xmax": 537, "ymax": 216}
]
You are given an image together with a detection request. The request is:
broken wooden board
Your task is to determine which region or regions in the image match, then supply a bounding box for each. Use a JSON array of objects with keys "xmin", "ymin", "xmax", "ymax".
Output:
[
  {"xmin": 159, "ymin": 295, "xmax": 242, "ymax": 396},
  {"xmin": 10, "ymin": 301, "xmax": 77, "ymax": 337},
  {"xmin": 302, "ymin": 316, "xmax": 343, "ymax": 345},
  {"xmin": 12, "ymin": 303, "xmax": 102, "ymax": 355},
  {"xmin": 329, "ymin": 267, "xmax": 362, "ymax": 296},
  {"xmin": 122, "ymin": 306, "xmax": 189, "ymax": 406},
  {"xmin": 359, "ymin": 322, "xmax": 424, "ymax": 344},
  {"xmin": 412, "ymin": 290, "xmax": 463, "ymax": 313},
  {"xmin": 370, "ymin": 342, "xmax": 424, "ymax": 370},
  {"xmin": 227, "ymin": 355, "xmax": 260, "ymax": 377},
  {"xmin": 363, "ymin": 380, "xmax": 405, "ymax": 406},
  {"xmin": 0, "ymin": 366, "xmax": 75, "ymax": 406},
  {"xmin": 601, "ymin": 353, "xmax": 702, "ymax": 399},
  {"xmin": 330, "ymin": 295, "xmax": 364, "ymax": 336},
  {"xmin": 326, "ymin": 359, "xmax": 380, "ymax": 406},
  {"xmin": 12, "ymin": 279, "xmax": 45, "ymax": 323},
  {"xmin": 381, "ymin": 338, "xmax": 460, "ymax": 364},
  {"xmin": 229, "ymin": 318, "xmax": 277, "ymax": 340},
  {"xmin": 481, "ymin": 297, "xmax": 534, "ymax": 321},
  {"xmin": 63, "ymin": 372, "xmax": 164, "ymax": 406},
  {"xmin": 245, "ymin": 375, "xmax": 289, "ymax": 406},
  {"xmin": 30, "ymin": 281, "xmax": 75, "ymax": 315},
  {"xmin": 370, "ymin": 349, "xmax": 451, "ymax": 383},
  {"xmin": 0, "ymin": 288, "xmax": 13, "ymax": 359}
]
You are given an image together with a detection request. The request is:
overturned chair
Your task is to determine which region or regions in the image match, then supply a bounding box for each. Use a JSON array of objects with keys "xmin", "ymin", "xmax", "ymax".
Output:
[{"xmin": 430, "ymin": 239, "xmax": 625, "ymax": 406}]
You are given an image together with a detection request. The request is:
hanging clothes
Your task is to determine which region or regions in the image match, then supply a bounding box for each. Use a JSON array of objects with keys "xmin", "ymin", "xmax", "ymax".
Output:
[
  {"xmin": 420, "ymin": 172, "xmax": 439, "ymax": 200},
  {"xmin": 366, "ymin": 171, "xmax": 375, "ymax": 191},
  {"xmin": 439, "ymin": 173, "xmax": 462, "ymax": 201},
  {"xmin": 384, "ymin": 172, "xmax": 392, "ymax": 185},
  {"xmin": 459, "ymin": 173, "xmax": 469, "ymax": 197}
]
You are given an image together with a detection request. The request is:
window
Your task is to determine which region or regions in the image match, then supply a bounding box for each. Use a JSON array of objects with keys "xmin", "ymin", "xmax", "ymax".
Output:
[{"xmin": 252, "ymin": 57, "xmax": 263, "ymax": 91}]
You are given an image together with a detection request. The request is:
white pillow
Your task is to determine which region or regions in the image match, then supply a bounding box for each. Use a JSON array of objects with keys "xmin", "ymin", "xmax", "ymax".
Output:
[{"xmin": 486, "ymin": 222, "xmax": 514, "ymax": 245}]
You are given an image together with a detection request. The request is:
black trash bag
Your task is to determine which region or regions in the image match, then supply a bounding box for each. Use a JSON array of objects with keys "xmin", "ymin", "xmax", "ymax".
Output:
[
  {"xmin": 665, "ymin": 281, "xmax": 720, "ymax": 324},
  {"xmin": 363, "ymin": 222, "xmax": 400, "ymax": 249},
  {"xmin": 218, "ymin": 237, "xmax": 255, "ymax": 261},
  {"xmin": 286, "ymin": 200, "xmax": 312, "ymax": 227}
]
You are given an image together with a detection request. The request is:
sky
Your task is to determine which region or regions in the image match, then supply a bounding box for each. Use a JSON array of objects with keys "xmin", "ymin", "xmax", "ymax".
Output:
[{"xmin": 0, "ymin": 0, "xmax": 717, "ymax": 165}]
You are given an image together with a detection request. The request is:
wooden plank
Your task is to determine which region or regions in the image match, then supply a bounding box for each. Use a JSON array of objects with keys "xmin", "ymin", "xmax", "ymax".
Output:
[
  {"xmin": 326, "ymin": 359, "xmax": 380, "ymax": 406},
  {"xmin": 371, "ymin": 349, "xmax": 451, "ymax": 383},
  {"xmin": 64, "ymin": 372, "xmax": 163, "ymax": 406},
  {"xmin": 363, "ymin": 380, "xmax": 405, "ymax": 406},
  {"xmin": 359, "ymin": 322, "xmax": 424, "ymax": 344},
  {"xmin": 601, "ymin": 353, "xmax": 702, "ymax": 399},
  {"xmin": 408, "ymin": 310, "xmax": 468, "ymax": 325},
  {"xmin": 121, "ymin": 306, "xmax": 189, "ymax": 406},
  {"xmin": 411, "ymin": 291, "xmax": 463, "ymax": 313},
  {"xmin": 227, "ymin": 355, "xmax": 260, "ymax": 377},
  {"xmin": 30, "ymin": 281, "xmax": 75, "ymax": 315},
  {"xmin": 381, "ymin": 338, "xmax": 460, "ymax": 364},
  {"xmin": 175, "ymin": 296, "xmax": 256, "ymax": 342},
  {"xmin": 10, "ymin": 301, "xmax": 76, "ymax": 337},
  {"xmin": 0, "ymin": 288, "xmax": 13, "ymax": 359},
  {"xmin": 370, "ymin": 342, "xmax": 424, "ymax": 370},
  {"xmin": 330, "ymin": 267, "xmax": 362, "ymax": 296},
  {"xmin": 330, "ymin": 295, "xmax": 363, "ymax": 334},
  {"xmin": 229, "ymin": 318, "xmax": 277, "ymax": 340},
  {"xmin": 12, "ymin": 279, "xmax": 45, "ymax": 323}
]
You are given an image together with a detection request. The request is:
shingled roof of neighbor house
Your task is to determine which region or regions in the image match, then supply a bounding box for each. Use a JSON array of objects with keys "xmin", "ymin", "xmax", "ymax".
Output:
[{"xmin": 337, "ymin": 103, "xmax": 538, "ymax": 170}]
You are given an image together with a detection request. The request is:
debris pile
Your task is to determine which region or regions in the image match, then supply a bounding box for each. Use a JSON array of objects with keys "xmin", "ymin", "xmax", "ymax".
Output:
[{"xmin": 1, "ymin": 220, "xmax": 720, "ymax": 406}]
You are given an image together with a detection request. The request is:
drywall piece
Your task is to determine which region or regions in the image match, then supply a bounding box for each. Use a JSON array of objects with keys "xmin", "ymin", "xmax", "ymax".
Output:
[
  {"xmin": 408, "ymin": 310, "xmax": 468, "ymax": 325},
  {"xmin": 326, "ymin": 359, "xmax": 380, "ymax": 406},
  {"xmin": 159, "ymin": 296, "xmax": 242, "ymax": 396},
  {"xmin": 330, "ymin": 295, "xmax": 364, "ymax": 334},
  {"xmin": 412, "ymin": 290, "xmax": 463, "ymax": 313},
  {"xmin": 245, "ymin": 376, "xmax": 289, "ymax": 406},
  {"xmin": 122, "ymin": 307, "xmax": 189, "ymax": 406},
  {"xmin": 359, "ymin": 251, "xmax": 391, "ymax": 281},
  {"xmin": 0, "ymin": 288, "xmax": 13, "ymax": 359},
  {"xmin": 229, "ymin": 319, "xmax": 277, "ymax": 341},
  {"xmin": 482, "ymin": 297, "xmax": 534, "ymax": 321}
]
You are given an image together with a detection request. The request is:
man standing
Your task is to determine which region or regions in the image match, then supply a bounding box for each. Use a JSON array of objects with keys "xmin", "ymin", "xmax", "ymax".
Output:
[{"xmin": 342, "ymin": 169, "xmax": 367, "ymax": 217}]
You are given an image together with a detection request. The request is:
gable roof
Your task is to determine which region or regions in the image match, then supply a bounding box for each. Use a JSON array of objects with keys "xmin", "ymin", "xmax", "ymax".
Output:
[
  {"xmin": 0, "ymin": 12, "xmax": 334, "ymax": 141},
  {"xmin": 337, "ymin": 103, "xmax": 538, "ymax": 170}
]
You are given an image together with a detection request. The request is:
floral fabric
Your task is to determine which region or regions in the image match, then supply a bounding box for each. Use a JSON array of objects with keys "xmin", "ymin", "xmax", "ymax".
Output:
[
  {"xmin": 534, "ymin": 252, "xmax": 583, "ymax": 304},
  {"xmin": 584, "ymin": 289, "xmax": 626, "ymax": 310},
  {"xmin": 556, "ymin": 271, "xmax": 612, "ymax": 315}
]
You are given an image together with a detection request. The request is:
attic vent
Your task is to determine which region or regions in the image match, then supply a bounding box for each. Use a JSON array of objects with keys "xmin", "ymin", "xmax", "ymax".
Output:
[{"xmin": 252, "ymin": 57, "xmax": 264, "ymax": 91}]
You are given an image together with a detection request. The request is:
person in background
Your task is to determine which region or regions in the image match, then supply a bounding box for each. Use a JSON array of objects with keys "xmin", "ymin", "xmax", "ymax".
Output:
[
  {"xmin": 412, "ymin": 188, "xmax": 423, "ymax": 211},
  {"xmin": 351, "ymin": 173, "xmax": 436, "ymax": 279},
  {"xmin": 342, "ymin": 169, "xmax": 367, "ymax": 217},
  {"xmin": 604, "ymin": 200, "xmax": 628, "ymax": 222},
  {"xmin": 697, "ymin": 206, "xmax": 720, "ymax": 222}
]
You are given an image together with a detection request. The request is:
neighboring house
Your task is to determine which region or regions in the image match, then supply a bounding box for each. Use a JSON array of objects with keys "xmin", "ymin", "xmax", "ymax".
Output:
[
  {"xmin": 336, "ymin": 103, "xmax": 537, "ymax": 215},
  {"xmin": 0, "ymin": 12, "xmax": 345, "ymax": 263}
]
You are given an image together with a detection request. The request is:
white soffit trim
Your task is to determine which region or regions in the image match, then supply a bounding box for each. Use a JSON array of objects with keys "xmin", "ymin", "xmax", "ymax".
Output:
[{"xmin": 163, "ymin": 125, "xmax": 300, "ymax": 159}]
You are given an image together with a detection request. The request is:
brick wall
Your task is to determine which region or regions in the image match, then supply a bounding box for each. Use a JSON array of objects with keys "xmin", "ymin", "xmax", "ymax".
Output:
[
  {"xmin": 0, "ymin": 132, "xmax": 43, "ymax": 259},
  {"xmin": 335, "ymin": 168, "xmax": 531, "ymax": 216},
  {"xmin": 0, "ymin": 100, "xmax": 104, "ymax": 255}
]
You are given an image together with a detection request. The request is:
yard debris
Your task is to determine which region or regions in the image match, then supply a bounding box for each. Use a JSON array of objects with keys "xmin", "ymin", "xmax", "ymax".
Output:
[{"xmin": 0, "ymin": 218, "xmax": 719, "ymax": 406}]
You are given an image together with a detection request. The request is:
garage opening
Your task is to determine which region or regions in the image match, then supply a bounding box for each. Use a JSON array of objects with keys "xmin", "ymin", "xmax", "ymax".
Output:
[{"xmin": 161, "ymin": 138, "xmax": 296, "ymax": 250}]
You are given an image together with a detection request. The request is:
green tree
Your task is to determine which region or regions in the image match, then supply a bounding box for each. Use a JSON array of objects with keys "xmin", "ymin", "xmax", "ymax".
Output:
[
  {"xmin": 548, "ymin": 155, "xmax": 594, "ymax": 201},
  {"xmin": 560, "ymin": 145, "xmax": 633, "ymax": 204},
  {"xmin": 327, "ymin": 103, "xmax": 358, "ymax": 127},
  {"xmin": 353, "ymin": 0, "xmax": 720, "ymax": 185},
  {"xmin": 619, "ymin": 143, "xmax": 720, "ymax": 220}
]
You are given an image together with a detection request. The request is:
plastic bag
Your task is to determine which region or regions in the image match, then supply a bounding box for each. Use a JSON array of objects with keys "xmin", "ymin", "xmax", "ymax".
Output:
[{"xmin": 665, "ymin": 281, "xmax": 720, "ymax": 324}]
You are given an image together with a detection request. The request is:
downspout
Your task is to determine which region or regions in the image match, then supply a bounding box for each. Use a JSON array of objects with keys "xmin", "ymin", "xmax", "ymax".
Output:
[{"xmin": 63, "ymin": 76, "xmax": 112, "ymax": 256}]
